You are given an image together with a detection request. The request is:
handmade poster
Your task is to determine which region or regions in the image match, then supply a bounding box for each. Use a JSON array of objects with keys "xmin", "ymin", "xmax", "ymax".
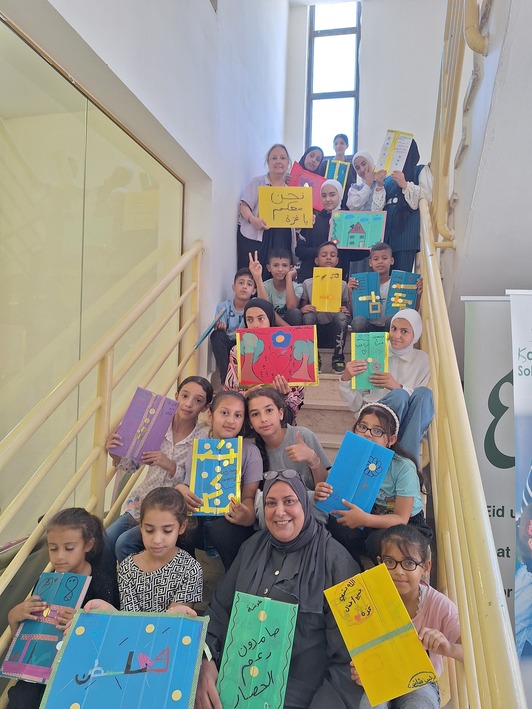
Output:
[
  {"xmin": 1, "ymin": 572, "xmax": 91, "ymax": 683},
  {"xmin": 383, "ymin": 271, "xmax": 421, "ymax": 317},
  {"xmin": 316, "ymin": 431, "xmax": 394, "ymax": 517},
  {"xmin": 189, "ymin": 437, "xmax": 242, "ymax": 515},
  {"xmin": 258, "ymin": 186, "xmax": 313, "ymax": 228},
  {"xmin": 40, "ymin": 610, "xmax": 208, "ymax": 708},
  {"xmin": 351, "ymin": 333, "xmax": 389, "ymax": 390},
  {"xmin": 193, "ymin": 306, "xmax": 226, "ymax": 350},
  {"xmin": 375, "ymin": 130, "xmax": 414, "ymax": 174},
  {"xmin": 217, "ymin": 592, "xmax": 298, "ymax": 708},
  {"xmin": 311, "ymin": 267, "xmax": 343, "ymax": 313},
  {"xmin": 324, "ymin": 564, "xmax": 437, "ymax": 706},
  {"xmin": 329, "ymin": 211, "xmax": 386, "ymax": 250},
  {"xmin": 351, "ymin": 272, "xmax": 382, "ymax": 320},
  {"xmin": 324, "ymin": 159, "xmax": 351, "ymax": 193},
  {"xmin": 287, "ymin": 162, "xmax": 326, "ymax": 211},
  {"xmin": 236, "ymin": 325, "xmax": 318, "ymax": 387},
  {"xmin": 113, "ymin": 387, "xmax": 178, "ymax": 463}
]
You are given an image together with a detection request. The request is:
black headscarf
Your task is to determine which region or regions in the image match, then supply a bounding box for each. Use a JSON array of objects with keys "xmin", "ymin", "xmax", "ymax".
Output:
[
  {"xmin": 239, "ymin": 471, "xmax": 330, "ymax": 613},
  {"xmin": 298, "ymin": 146, "xmax": 324, "ymax": 174},
  {"xmin": 243, "ymin": 298, "xmax": 276, "ymax": 327}
]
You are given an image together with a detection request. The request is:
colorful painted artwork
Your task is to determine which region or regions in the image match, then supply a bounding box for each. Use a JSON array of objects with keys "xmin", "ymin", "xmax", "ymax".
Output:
[
  {"xmin": 311, "ymin": 267, "xmax": 343, "ymax": 313},
  {"xmin": 40, "ymin": 610, "xmax": 208, "ymax": 708},
  {"xmin": 194, "ymin": 307, "xmax": 226, "ymax": 350},
  {"xmin": 113, "ymin": 388, "xmax": 178, "ymax": 463},
  {"xmin": 258, "ymin": 186, "xmax": 313, "ymax": 228},
  {"xmin": 189, "ymin": 437, "xmax": 242, "ymax": 515},
  {"xmin": 236, "ymin": 325, "xmax": 318, "ymax": 387},
  {"xmin": 351, "ymin": 272, "xmax": 382, "ymax": 320},
  {"xmin": 383, "ymin": 271, "xmax": 421, "ymax": 317},
  {"xmin": 351, "ymin": 333, "xmax": 389, "ymax": 390},
  {"xmin": 1, "ymin": 572, "xmax": 91, "ymax": 683},
  {"xmin": 375, "ymin": 130, "xmax": 414, "ymax": 174},
  {"xmin": 324, "ymin": 564, "xmax": 437, "ymax": 706},
  {"xmin": 329, "ymin": 211, "xmax": 386, "ymax": 249},
  {"xmin": 316, "ymin": 431, "xmax": 394, "ymax": 517},
  {"xmin": 287, "ymin": 162, "xmax": 326, "ymax": 211},
  {"xmin": 324, "ymin": 159, "xmax": 351, "ymax": 193},
  {"xmin": 217, "ymin": 592, "xmax": 298, "ymax": 708}
]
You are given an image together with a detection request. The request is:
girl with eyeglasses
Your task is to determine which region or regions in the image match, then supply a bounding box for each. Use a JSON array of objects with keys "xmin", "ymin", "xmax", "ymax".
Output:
[
  {"xmin": 352, "ymin": 524, "xmax": 462, "ymax": 709},
  {"xmin": 315, "ymin": 403, "xmax": 432, "ymax": 564}
]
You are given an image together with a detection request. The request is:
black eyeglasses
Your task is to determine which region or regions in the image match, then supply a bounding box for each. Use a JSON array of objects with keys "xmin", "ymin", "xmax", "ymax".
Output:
[
  {"xmin": 355, "ymin": 422, "xmax": 387, "ymax": 438},
  {"xmin": 381, "ymin": 557, "xmax": 424, "ymax": 572},
  {"xmin": 264, "ymin": 470, "xmax": 300, "ymax": 482}
]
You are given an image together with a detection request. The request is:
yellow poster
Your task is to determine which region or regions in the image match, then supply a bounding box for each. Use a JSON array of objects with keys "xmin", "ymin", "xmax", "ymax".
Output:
[
  {"xmin": 311, "ymin": 267, "xmax": 343, "ymax": 312},
  {"xmin": 375, "ymin": 130, "xmax": 414, "ymax": 175},
  {"xmin": 324, "ymin": 564, "xmax": 437, "ymax": 706},
  {"xmin": 258, "ymin": 186, "xmax": 313, "ymax": 229}
]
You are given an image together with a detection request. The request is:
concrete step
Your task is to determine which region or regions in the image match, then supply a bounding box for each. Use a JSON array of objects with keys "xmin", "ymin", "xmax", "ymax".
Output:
[{"xmin": 305, "ymin": 373, "xmax": 344, "ymax": 403}]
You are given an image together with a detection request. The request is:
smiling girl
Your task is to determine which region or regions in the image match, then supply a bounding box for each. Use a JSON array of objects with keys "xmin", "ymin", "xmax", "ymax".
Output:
[{"xmin": 346, "ymin": 151, "xmax": 386, "ymax": 212}]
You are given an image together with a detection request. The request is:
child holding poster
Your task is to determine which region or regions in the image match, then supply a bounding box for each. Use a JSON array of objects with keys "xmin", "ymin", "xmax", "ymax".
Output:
[
  {"xmin": 248, "ymin": 249, "xmax": 303, "ymax": 326},
  {"xmin": 6, "ymin": 508, "xmax": 118, "ymax": 709},
  {"xmin": 351, "ymin": 524, "xmax": 462, "ymax": 708}
]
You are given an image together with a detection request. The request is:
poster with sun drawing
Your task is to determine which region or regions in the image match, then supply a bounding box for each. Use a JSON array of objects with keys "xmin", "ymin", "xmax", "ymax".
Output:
[
  {"xmin": 40, "ymin": 610, "xmax": 208, "ymax": 708},
  {"xmin": 236, "ymin": 325, "xmax": 318, "ymax": 387},
  {"xmin": 329, "ymin": 211, "xmax": 386, "ymax": 250},
  {"xmin": 351, "ymin": 333, "xmax": 389, "ymax": 390},
  {"xmin": 1, "ymin": 572, "xmax": 91, "ymax": 683},
  {"xmin": 383, "ymin": 271, "xmax": 421, "ymax": 317},
  {"xmin": 324, "ymin": 564, "xmax": 437, "ymax": 706},
  {"xmin": 316, "ymin": 431, "xmax": 394, "ymax": 517},
  {"xmin": 351, "ymin": 272, "xmax": 382, "ymax": 320},
  {"xmin": 189, "ymin": 437, "xmax": 242, "ymax": 515},
  {"xmin": 216, "ymin": 592, "xmax": 298, "ymax": 709}
]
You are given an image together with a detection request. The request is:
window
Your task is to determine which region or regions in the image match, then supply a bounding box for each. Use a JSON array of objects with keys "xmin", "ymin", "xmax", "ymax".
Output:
[{"xmin": 306, "ymin": 1, "xmax": 361, "ymax": 156}]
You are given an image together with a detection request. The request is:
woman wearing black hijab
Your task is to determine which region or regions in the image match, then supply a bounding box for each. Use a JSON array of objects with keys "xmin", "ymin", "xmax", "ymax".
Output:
[
  {"xmin": 383, "ymin": 139, "xmax": 432, "ymax": 272},
  {"xmin": 194, "ymin": 470, "xmax": 362, "ymax": 709}
]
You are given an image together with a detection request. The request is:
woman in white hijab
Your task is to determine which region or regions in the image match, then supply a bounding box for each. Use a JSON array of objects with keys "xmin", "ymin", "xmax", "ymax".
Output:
[
  {"xmin": 338, "ymin": 308, "xmax": 434, "ymax": 462},
  {"xmin": 346, "ymin": 151, "xmax": 386, "ymax": 212}
]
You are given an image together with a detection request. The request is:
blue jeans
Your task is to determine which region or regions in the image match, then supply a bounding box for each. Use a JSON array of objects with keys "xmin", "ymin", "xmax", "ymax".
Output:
[
  {"xmin": 359, "ymin": 682, "xmax": 440, "ymax": 708},
  {"xmin": 380, "ymin": 387, "xmax": 434, "ymax": 462},
  {"xmin": 105, "ymin": 512, "xmax": 144, "ymax": 562}
]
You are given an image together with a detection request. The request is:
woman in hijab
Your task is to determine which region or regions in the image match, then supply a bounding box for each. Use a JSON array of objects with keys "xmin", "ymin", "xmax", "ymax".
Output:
[
  {"xmin": 338, "ymin": 308, "xmax": 434, "ymax": 463},
  {"xmin": 194, "ymin": 470, "xmax": 362, "ymax": 709},
  {"xmin": 223, "ymin": 298, "xmax": 304, "ymax": 423},
  {"xmin": 346, "ymin": 151, "xmax": 386, "ymax": 212},
  {"xmin": 383, "ymin": 139, "xmax": 433, "ymax": 272},
  {"xmin": 295, "ymin": 179, "xmax": 344, "ymax": 282}
]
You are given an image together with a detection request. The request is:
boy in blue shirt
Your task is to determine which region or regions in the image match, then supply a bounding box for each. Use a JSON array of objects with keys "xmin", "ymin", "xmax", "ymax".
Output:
[{"xmin": 210, "ymin": 267, "xmax": 256, "ymax": 380}]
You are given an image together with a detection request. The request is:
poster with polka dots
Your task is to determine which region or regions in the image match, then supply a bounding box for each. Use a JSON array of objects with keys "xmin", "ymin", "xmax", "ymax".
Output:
[
  {"xmin": 216, "ymin": 592, "xmax": 298, "ymax": 708},
  {"xmin": 189, "ymin": 437, "xmax": 243, "ymax": 515},
  {"xmin": 40, "ymin": 609, "xmax": 207, "ymax": 708}
]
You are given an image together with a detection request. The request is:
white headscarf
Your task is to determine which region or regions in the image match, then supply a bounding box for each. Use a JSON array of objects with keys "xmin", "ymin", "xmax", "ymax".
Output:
[
  {"xmin": 321, "ymin": 179, "xmax": 343, "ymax": 212},
  {"xmin": 352, "ymin": 151, "xmax": 376, "ymax": 184},
  {"xmin": 389, "ymin": 308, "xmax": 422, "ymax": 357}
]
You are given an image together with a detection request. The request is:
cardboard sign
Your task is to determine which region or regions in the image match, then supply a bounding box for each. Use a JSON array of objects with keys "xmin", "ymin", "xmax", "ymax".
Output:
[
  {"xmin": 329, "ymin": 211, "xmax": 386, "ymax": 250},
  {"xmin": 40, "ymin": 610, "xmax": 207, "ymax": 708},
  {"xmin": 113, "ymin": 388, "xmax": 178, "ymax": 463},
  {"xmin": 236, "ymin": 325, "xmax": 318, "ymax": 387},
  {"xmin": 316, "ymin": 431, "xmax": 394, "ymax": 516},
  {"xmin": 258, "ymin": 186, "xmax": 313, "ymax": 228},
  {"xmin": 351, "ymin": 272, "xmax": 383, "ymax": 321},
  {"xmin": 311, "ymin": 267, "xmax": 343, "ymax": 313},
  {"xmin": 383, "ymin": 271, "xmax": 420, "ymax": 317},
  {"xmin": 287, "ymin": 162, "xmax": 326, "ymax": 211},
  {"xmin": 325, "ymin": 565, "xmax": 437, "ymax": 706},
  {"xmin": 217, "ymin": 592, "xmax": 298, "ymax": 708},
  {"xmin": 375, "ymin": 130, "xmax": 414, "ymax": 175},
  {"xmin": 324, "ymin": 159, "xmax": 351, "ymax": 193},
  {"xmin": 1, "ymin": 572, "xmax": 91, "ymax": 683},
  {"xmin": 351, "ymin": 333, "xmax": 389, "ymax": 390},
  {"xmin": 189, "ymin": 437, "xmax": 242, "ymax": 515}
]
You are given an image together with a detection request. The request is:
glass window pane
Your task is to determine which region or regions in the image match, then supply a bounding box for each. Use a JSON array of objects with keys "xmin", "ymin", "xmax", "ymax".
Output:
[
  {"xmin": 311, "ymin": 98, "xmax": 355, "ymax": 156},
  {"xmin": 312, "ymin": 35, "xmax": 356, "ymax": 94},
  {"xmin": 314, "ymin": 2, "xmax": 357, "ymax": 31}
]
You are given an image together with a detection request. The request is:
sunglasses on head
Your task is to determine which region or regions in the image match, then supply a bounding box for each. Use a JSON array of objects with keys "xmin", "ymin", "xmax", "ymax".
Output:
[{"xmin": 263, "ymin": 470, "xmax": 301, "ymax": 482}]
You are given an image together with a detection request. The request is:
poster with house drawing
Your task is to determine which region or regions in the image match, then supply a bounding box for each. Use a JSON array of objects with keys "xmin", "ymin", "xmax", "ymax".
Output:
[{"xmin": 329, "ymin": 211, "xmax": 386, "ymax": 249}]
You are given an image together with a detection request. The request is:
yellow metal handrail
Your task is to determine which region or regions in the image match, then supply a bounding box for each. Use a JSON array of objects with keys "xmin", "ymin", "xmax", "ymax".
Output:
[
  {"xmin": 0, "ymin": 240, "xmax": 203, "ymax": 684},
  {"xmin": 419, "ymin": 199, "xmax": 525, "ymax": 707}
]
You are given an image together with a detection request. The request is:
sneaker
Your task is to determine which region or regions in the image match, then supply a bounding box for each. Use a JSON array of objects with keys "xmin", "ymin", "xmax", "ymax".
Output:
[{"xmin": 332, "ymin": 357, "xmax": 345, "ymax": 374}]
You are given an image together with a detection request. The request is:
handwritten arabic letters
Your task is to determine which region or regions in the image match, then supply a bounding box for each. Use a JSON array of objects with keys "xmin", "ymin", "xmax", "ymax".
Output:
[{"xmin": 257, "ymin": 186, "xmax": 313, "ymax": 228}]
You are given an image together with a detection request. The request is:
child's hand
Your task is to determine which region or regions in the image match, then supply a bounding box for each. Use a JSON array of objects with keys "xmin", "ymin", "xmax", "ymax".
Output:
[
  {"xmin": 141, "ymin": 450, "xmax": 175, "ymax": 474},
  {"xmin": 56, "ymin": 606, "xmax": 75, "ymax": 633},
  {"xmin": 285, "ymin": 431, "xmax": 315, "ymax": 464},
  {"xmin": 10, "ymin": 596, "xmax": 47, "ymax": 624},
  {"xmin": 350, "ymin": 661, "xmax": 363, "ymax": 685},
  {"xmin": 248, "ymin": 251, "xmax": 263, "ymax": 281},
  {"xmin": 215, "ymin": 319, "xmax": 226, "ymax": 330},
  {"xmin": 271, "ymin": 374, "xmax": 291, "ymax": 395},
  {"xmin": 340, "ymin": 359, "xmax": 368, "ymax": 381},
  {"xmin": 368, "ymin": 372, "xmax": 400, "ymax": 390},
  {"xmin": 392, "ymin": 170, "xmax": 407, "ymax": 189},
  {"xmin": 225, "ymin": 497, "xmax": 255, "ymax": 527},
  {"xmin": 364, "ymin": 170, "xmax": 375, "ymax": 187},
  {"xmin": 416, "ymin": 277, "xmax": 424, "ymax": 295},
  {"xmin": 84, "ymin": 599, "xmax": 117, "ymax": 612},
  {"xmin": 167, "ymin": 603, "xmax": 197, "ymax": 616},
  {"xmin": 314, "ymin": 481, "xmax": 333, "ymax": 501},
  {"xmin": 300, "ymin": 304, "xmax": 316, "ymax": 314},
  {"xmin": 419, "ymin": 627, "xmax": 455, "ymax": 658},
  {"xmin": 287, "ymin": 267, "xmax": 298, "ymax": 282},
  {"xmin": 175, "ymin": 483, "xmax": 202, "ymax": 512},
  {"xmin": 347, "ymin": 277, "xmax": 359, "ymax": 292},
  {"xmin": 332, "ymin": 500, "xmax": 367, "ymax": 528},
  {"xmin": 106, "ymin": 432, "xmax": 122, "ymax": 451},
  {"xmin": 375, "ymin": 169, "xmax": 386, "ymax": 187}
]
